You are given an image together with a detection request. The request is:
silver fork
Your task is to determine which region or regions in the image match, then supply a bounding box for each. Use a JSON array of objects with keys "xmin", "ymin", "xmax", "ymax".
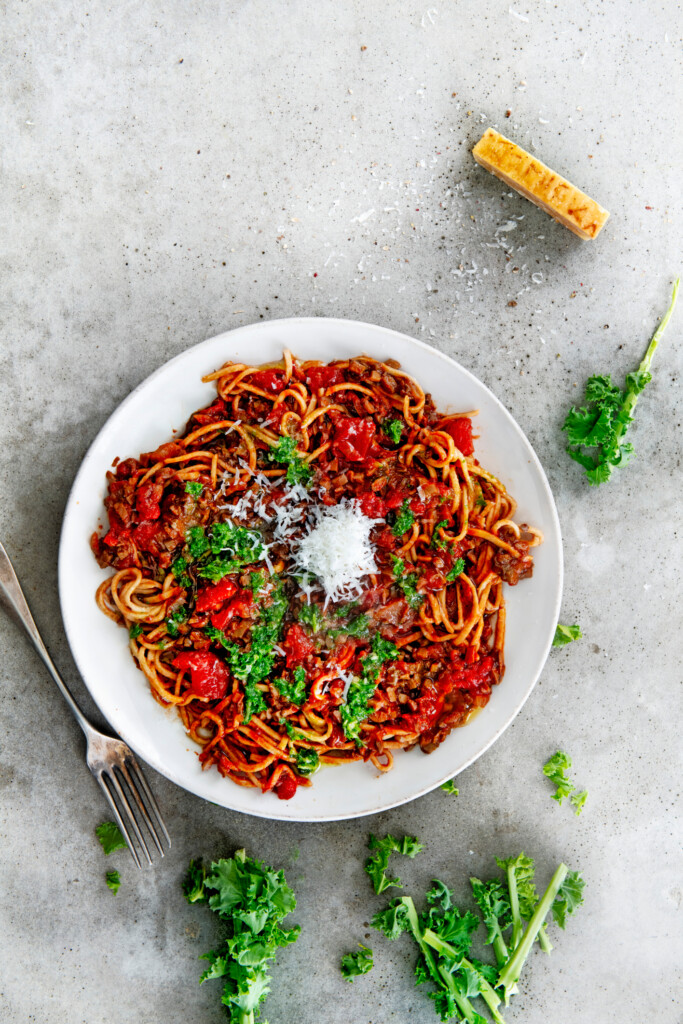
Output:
[{"xmin": 0, "ymin": 541, "xmax": 170, "ymax": 867}]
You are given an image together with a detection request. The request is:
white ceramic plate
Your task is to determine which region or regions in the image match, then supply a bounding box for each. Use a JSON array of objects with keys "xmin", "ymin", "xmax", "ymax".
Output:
[{"xmin": 59, "ymin": 318, "xmax": 562, "ymax": 821}]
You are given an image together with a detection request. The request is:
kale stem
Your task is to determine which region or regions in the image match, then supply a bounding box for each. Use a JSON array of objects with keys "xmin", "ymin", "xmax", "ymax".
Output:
[
  {"xmin": 506, "ymin": 864, "xmax": 522, "ymax": 949},
  {"xmin": 639, "ymin": 278, "xmax": 679, "ymax": 374},
  {"xmin": 436, "ymin": 964, "xmax": 480, "ymax": 1023},
  {"xmin": 422, "ymin": 930, "xmax": 506, "ymax": 1024},
  {"xmin": 497, "ymin": 863, "xmax": 568, "ymax": 1001},
  {"xmin": 538, "ymin": 923, "xmax": 553, "ymax": 954},
  {"xmin": 493, "ymin": 932, "xmax": 509, "ymax": 966},
  {"xmin": 462, "ymin": 958, "xmax": 506, "ymax": 1024},
  {"xmin": 615, "ymin": 278, "xmax": 679, "ymax": 439},
  {"xmin": 401, "ymin": 899, "xmax": 443, "ymax": 987}
]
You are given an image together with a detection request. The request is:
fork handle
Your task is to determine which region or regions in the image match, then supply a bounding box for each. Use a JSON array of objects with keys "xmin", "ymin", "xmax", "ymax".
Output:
[{"xmin": 0, "ymin": 540, "xmax": 94, "ymax": 739}]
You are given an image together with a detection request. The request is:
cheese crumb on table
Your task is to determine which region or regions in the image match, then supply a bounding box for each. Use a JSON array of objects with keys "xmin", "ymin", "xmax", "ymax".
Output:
[{"xmin": 472, "ymin": 128, "xmax": 610, "ymax": 240}]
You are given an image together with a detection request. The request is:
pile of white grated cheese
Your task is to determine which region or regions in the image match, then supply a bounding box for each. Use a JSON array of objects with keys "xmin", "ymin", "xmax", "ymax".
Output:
[{"xmin": 292, "ymin": 499, "xmax": 380, "ymax": 605}]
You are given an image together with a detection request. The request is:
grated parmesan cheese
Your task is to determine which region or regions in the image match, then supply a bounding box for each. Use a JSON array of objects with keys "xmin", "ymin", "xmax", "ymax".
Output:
[{"xmin": 293, "ymin": 499, "xmax": 380, "ymax": 604}]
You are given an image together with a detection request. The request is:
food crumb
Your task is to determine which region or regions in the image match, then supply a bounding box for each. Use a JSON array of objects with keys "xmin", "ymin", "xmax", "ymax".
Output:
[{"xmin": 507, "ymin": 300, "xmax": 517, "ymax": 307}]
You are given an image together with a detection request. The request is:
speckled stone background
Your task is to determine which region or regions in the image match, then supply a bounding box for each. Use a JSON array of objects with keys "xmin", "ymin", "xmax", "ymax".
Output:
[{"xmin": 1, "ymin": 2, "xmax": 681, "ymax": 1022}]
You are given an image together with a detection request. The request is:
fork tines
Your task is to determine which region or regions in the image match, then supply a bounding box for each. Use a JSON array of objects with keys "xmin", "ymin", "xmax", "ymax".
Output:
[{"xmin": 97, "ymin": 754, "xmax": 171, "ymax": 869}]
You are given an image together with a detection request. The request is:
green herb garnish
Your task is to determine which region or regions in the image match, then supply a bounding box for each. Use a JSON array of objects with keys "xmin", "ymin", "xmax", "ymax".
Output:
[
  {"xmin": 298, "ymin": 603, "xmax": 322, "ymax": 632},
  {"xmin": 340, "ymin": 943, "xmax": 374, "ymax": 982},
  {"xmin": 95, "ymin": 821, "xmax": 128, "ymax": 856},
  {"xmin": 267, "ymin": 436, "xmax": 313, "ymax": 487},
  {"xmin": 332, "ymin": 613, "xmax": 370, "ymax": 638},
  {"xmin": 165, "ymin": 605, "xmax": 188, "ymax": 638},
  {"xmin": 391, "ymin": 554, "xmax": 424, "ymax": 609},
  {"xmin": 185, "ymin": 481, "xmax": 203, "ymax": 497},
  {"xmin": 205, "ymin": 625, "xmax": 230, "ymax": 647},
  {"xmin": 198, "ymin": 556, "xmax": 242, "ymax": 582},
  {"xmin": 196, "ymin": 522, "xmax": 266, "ymax": 582},
  {"xmin": 332, "ymin": 600, "xmax": 360, "ymax": 617},
  {"xmin": 392, "ymin": 499, "xmax": 415, "ymax": 538},
  {"xmin": 215, "ymin": 584, "xmax": 289, "ymax": 722},
  {"xmin": 432, "ymin": 519, "xmax": 450, "ymax": 549},
  {"xmin": 172, "ymin": 556, "xmax": 192, "ymax": 588},
  {"xmin": 445, "ymin": 558, "xmax": 465, "ymax": 582},
  {"xmin": 248, "ymin": 570, "xmax": 267, "ymax": 597},
  {"xmin": 552, "ymin": 623, "xmax": 582, "ymax": 647},
  {"xmin": 562, "ymin": 278, "xmax": 679, "ymax": 485},
  {"xmin": 295, "ymin": 747, "xmax": 320, "ymax": 777},
  {"xmin": 128, "ymin": 623, "xmax": 143, "ymax": 640},
  {"xmin": 382, "ymin": 418, "xmax": 405, "ymax": 444},
  {"xmin": 209, "ymin": 521, "xmax": 265, "ymax": 560},
  {"xmin": 341, "ymin": 634, "xmax": 398, "ymax": 742},
  {"xmin": 440, "ymin": 779, "xmax": 459, "ymax": 796},
  {"xmin": 186, "ymin": 525, "xmax": 210, "ymax": 558},
  {"xmin": 279, "ymin": 717, "xmax": 306, "ymax": 741},
  {"xmin": 274, "ymin": 666, "xmax": 307, "ymax": 706}
]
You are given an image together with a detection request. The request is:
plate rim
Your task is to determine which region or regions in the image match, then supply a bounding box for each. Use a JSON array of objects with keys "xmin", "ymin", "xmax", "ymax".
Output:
[{"xmin": 58, "ymin": 316, "xmax": 563, "ymax": 821}]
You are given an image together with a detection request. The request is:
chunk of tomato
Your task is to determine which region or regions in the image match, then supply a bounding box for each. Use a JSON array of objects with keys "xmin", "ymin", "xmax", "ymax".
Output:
[
  {"xmin": 248, "ymin": 369, "xmax": 286, "ymax": 393},
  {"xmin": 274, "ymin": 772, "xmax": 299, "ymax": 800},
  {"xmin": 196, "ymin": 577, "xmax": 238, "ymax": 613},
  {"xmin": 173, "ymin": 651, "xmax": 229, "ymax": 699},
  {"xmin": 135, "ymin": 483, "xmax": 163, "ymax": 520},
  {"xmin": 305, "ymin": 365, "xmax": 344, "ymax": 392},
  {"xmin": 358, "ymin": 492, "xmax": 387, "ymax": 519},
  {"xmin": 283, "ymin": 624, "xmax": 315, "ymax": 667},
  {"xmin": 211, "ymin": 590, "xmax": 254, "ymax": 631},
  {"xmin": 442, "ymin": 418, "xmax": 474, "ymax": 456},
  {"xmin": 332, "ymin": 416, "xmax": 376, "ymax": 462}
]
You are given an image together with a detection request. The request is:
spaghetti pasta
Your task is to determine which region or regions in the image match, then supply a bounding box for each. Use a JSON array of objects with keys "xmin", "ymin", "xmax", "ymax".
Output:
[{"xmin": 91, "ymin": 352, "xmax": 541, "ymax": 800}]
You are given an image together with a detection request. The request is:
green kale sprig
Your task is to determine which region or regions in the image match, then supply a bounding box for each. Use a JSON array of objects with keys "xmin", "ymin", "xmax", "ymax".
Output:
[
  {"xmin": 182, "ymin": 849, "xmax": 300, "ymax": 1024},
  {"xmin": 372, "ymin": 846, "xmax": 585, "ymax": 1022},
  {"xmin": 440, "ymin": 779, "xmax": 459, "ymax": 796},
  {"xmin": 365, "ymin": 833, "xmax": 425, "ymax": 895},
  {"xmin": 95, "ymin": 821, "xmax": 127, "ymax": 855},
  {"xmin": 562, "ymin": 278, "xmax": 678, "ymax": 484},
  {"xmin": 552, "ymin": 623, "xmax": 582, "ymax": 647},
  {"xmin": 543, "ymin": 751, "xmax": 588, "ymax": 815},
  {"xmin": 340, "ymin": 943, "xmax": 374, "ymax": 981}
]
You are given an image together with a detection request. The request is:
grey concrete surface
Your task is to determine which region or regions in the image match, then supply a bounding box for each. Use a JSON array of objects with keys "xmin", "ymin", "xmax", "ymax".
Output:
[{"xmin": 1, "ymin": 1, "xmax": 681, "ymax": 1022}]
